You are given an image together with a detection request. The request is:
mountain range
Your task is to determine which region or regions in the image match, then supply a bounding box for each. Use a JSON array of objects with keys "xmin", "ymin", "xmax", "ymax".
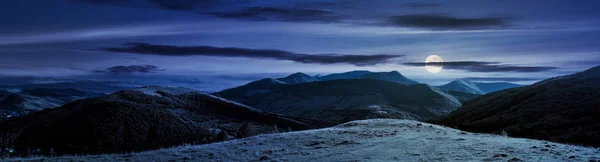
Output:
[
  {"xmin": 217, "ymin": 77, "xmax": 479, "ymax": 125},
  {"xmin": 437, "ymin": 65, "xmax": 600, "ymax": 147},
  {"xmin": 0, "ymin": 69, "xmax": 536, "ymax": 157},
  {"xmin": 0, "ymin": 86, "xmax": 316, "ymax": 155}
]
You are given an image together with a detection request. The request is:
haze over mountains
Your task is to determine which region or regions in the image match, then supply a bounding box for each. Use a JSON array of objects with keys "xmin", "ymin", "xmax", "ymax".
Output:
[
  {"xmin": 0, "ymin": 88, "xmax": 103, "ymax": 120},
  {"xmin": 0, "ymin": 80, "xmax": 130, "ymax": 94},
  {"xmin": 437, "ymin": 65, "xmax": 600, "ymax": 147}
]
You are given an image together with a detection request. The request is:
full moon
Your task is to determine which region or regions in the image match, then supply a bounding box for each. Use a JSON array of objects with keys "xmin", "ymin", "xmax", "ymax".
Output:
[{"xmin": 425, "ymin": 55, "xmax": 443, "ymax": 73}]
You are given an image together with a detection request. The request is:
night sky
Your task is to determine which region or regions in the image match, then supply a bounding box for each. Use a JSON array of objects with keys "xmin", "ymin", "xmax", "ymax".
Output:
[{"xmin": 1, "ymin": 0, "xmax": 600, "ymax": 91}]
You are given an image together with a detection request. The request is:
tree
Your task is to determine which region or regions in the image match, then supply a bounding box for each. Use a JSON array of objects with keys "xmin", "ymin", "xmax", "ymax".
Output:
[
  {"xmin": 237, "ymin": 123, "xmax": 255, "ymax": 138},
  {"xmin": 217, "ymin": 131, "xmax": 228, "ymax": 141},
  {"xmin": 273, "ymin": 124, "xmax": 279, "ymax": 133}
]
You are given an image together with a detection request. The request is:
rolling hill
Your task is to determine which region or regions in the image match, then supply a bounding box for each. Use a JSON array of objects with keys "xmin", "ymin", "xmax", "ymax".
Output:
[
  {"xmin": 14, "ymin": 119, "xmax": 600, "ymax": 162},
  {"xmin": 436, "ymin": 65, "xmax": 600, "ymax": 147},
  {"xmin": 0, "ymin": 86, "xmax": 315, "ymax": 155}
]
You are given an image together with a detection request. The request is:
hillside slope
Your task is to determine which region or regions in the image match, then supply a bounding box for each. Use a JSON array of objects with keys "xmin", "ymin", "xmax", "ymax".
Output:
[
  {"xmin": 14, "ymin": 119, "xmax": 600, "ymax": 162},
  {"xmin": 0, "ymin": 86, "xmax": 314, "ymax": 155},
  {"xmin": 437, "ymin": 80, "xmax": 521, "ymax": 94},
  {"xmin": 437, "ymin": 65, "xmax": 600, "ymax": 147},
  {"xmin": 219, "ymin": 79, "xmax": 478, "ymax": 125},
  {"xmin": 358, "ymin": 71, "xmax": 419, "ymax": 84}
]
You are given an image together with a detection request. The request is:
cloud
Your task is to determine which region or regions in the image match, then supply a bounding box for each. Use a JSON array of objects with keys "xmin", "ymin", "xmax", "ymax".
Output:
[
  {"xmin": 403, "ymin": 2, "xmax": 442, "ymax": 8},
  {"xmin": 93, "ymin": 65, "xmax": 164, "ymax": 74},
  {"xmin": 461, "ymin": 77, "xmax": 541, "ymax": 82},
  {"xmin": 206, "ymin": 7, "xmax": 342, "ymax": 23},
  {"xmin": 75, "ymin": 0, "xmax": 219, "ymax": 11},
  {"xmin": 100, "ymin": 43, "xmax": 404, "ymax": 66},
  {"xmin": 148, "ymin": 0, "xmax": 217, "ymax": 11},
  {"xmin": 75, "ymin": 0, "xmax": 123, "ymax": 4},
  {"xmin": 75, "ymin": 0, "xmax": 512, "ymax": 30},
  {"xmin": 387, "ymin": 14, "xmax": 508, "ymax": 29},
  {"xmin": 403, "ymin": 61, "xmax": 558, "ymax": 72}
]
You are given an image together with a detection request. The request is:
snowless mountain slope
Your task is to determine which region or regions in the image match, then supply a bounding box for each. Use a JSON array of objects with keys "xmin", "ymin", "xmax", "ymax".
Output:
[
  {"xmin": 359, "ymin": 71, "xmax": 419, "ymax": 84},
  {"xmin": 0, "ymin": 86, "xmax": 315, "ymax": 155},
  {"xmin": 216, "ymin": 78, "xmax": 288, "ymax": 102},
  {"xmin": 220, "ymin": 79, "xmax": 478, "ymax": 125},
  {"xmin": 217, "ymin": 72, "xmax": 316, "ymax": 101},
  {"xmin": 438, "ymin": 79, "xmax": 485, "ymax": 94},
  {"xmin": 218, "ymin": 71, "xmax": 422, "ymax": 103},
  {"xmin": 437, "ymin": 80, "xmax": 521, "ymax": 94},
  {"xmin": 276, "ymin": 72, "xmax": 317, "ymax": 84},
  {"xmin": 15, "ymin": 119, "xmax": 600, "ymax": 162},
  {"xmin": 475, "ymin": 82, "xmax": 522, "ymax": 94},
  {"xmin": 437, "ymin": 65, "xmax": 600, "ymax": 147}
]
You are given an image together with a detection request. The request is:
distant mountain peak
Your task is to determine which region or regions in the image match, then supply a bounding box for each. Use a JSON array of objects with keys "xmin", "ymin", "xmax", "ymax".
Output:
[
  {"xmin": 388, "ymin": 70, "xmax": 402, "ymax": 74},
  {"xmin": 286, "ymin": 72, "xmax": 311, "ymax": 78},
  {"xmin": 277, "ymin": 72, "xmax": 317, "ymax": 84}
]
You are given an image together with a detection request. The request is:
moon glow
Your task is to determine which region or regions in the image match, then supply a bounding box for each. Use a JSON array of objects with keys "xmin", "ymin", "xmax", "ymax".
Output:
[{"xmin": 425, "ymin": 55, "xmax": 443, "ymax": 73}]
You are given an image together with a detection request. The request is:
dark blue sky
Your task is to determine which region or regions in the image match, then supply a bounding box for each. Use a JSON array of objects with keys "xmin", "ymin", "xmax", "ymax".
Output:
[{"xmin": 1, "ymin": 0, "xmax": 599, "ymax": 91}]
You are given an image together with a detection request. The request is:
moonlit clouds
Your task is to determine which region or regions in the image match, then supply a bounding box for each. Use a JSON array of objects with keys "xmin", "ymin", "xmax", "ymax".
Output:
[{"xmin": 0, "ymin": 0, "xmax": 600, "ymax": 91}]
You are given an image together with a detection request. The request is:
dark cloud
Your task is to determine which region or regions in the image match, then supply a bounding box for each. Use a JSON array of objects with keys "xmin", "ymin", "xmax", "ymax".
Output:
[
  {"xmin": 403, "ymin": 2, "xmax": 442, "ymax": 8},
  {"xmin": 101, "ymin": 43, "xmax": 404, "ymax": 66},
  {"xmin": 76, "ymin": 0, "xmax": 509, "ymax": 30},
  {"xmin": 75, "ymin": 0, "xmax": 219, "ymax": 10},
  {"xmin": 462, "ymin": 77, "xmax": 541, "ymax": 82},
  {"xmin": 206, "ymin": 7, "xmax": 342, "ymax": 23},
  {"xmin": 74, "ymin": 0, "xmax": 123, "ymax": 4},
  {"xmin": 148, "ymin": 0, "xmax": 216, "ymax": 11},
  {"xmin": 93, "ymin": 65, "xmax": 164, "ymax": 74},
  {"xmin": 387, "ymin": 14, "xmax": 509, "ymax": 29},
  {"xmin": 403, "ymin": 61, "xmax": 558, "ymax": 72}
]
